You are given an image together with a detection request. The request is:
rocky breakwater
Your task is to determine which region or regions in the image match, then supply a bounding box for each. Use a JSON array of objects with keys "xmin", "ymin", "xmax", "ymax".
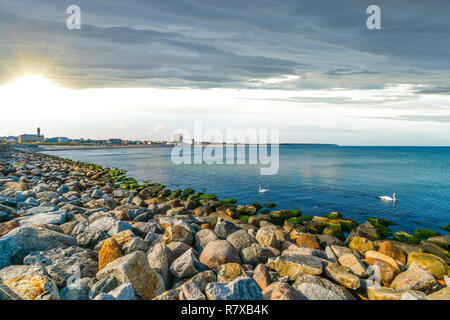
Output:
[{"xmin": 0, "ymin": 151, "xmax": 449, "ymax": 300}]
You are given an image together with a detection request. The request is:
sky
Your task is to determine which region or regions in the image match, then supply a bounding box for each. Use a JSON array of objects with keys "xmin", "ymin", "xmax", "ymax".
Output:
[{"xmin": 0, "ymin": 0, "xmax": 449, "ymax": 145}]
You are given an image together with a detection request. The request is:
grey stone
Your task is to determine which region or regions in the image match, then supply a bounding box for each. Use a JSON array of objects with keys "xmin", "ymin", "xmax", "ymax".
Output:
[
  {"xmin": 23, "ymin": 246, "xmax": 98, "ymax": 286},
  {"xmin": 293, "ymin": 275, "xmax": 355, "ymax": 300},
  {"xmin": 227, "ymin": 230, "xmax": 257, "ymax": 252},
  {"xmin": 214, "ymin": 218, "xmax": 240, "ymax": 239},
  {"xmin": 15, "ymin": 209, "xmax": 67, "ymax": 226},
  {"xmin": 89, "ymin": 277, "xmax": 118, "ymax": 300},
  {"xmin": 240, "ymin": 244, "xmax": 279, "ymax": 268},
  {"xmin": 295, "ymin": 282, "xmax": 343, "ymax": 300},
  {"xmin": 147, "ymin": 243, "xmax": 171, "ymax": 288},
  {"xmin": 60, "ymin": 277, "xmax": 90, "ymax": 300},
  {"xmin": 205, "ymin": 276, "xmax": 263, "ymax": 300},
  {"xmin": 107, "ymin": 283, "xmax": 136, "ymax": 300},
  {"xmin": 170, "ymin": 248, "xmax": 205, "ymax": 279},
  {"xmin": 194, "ymin": 228, "xmax": 220, "ymax": 253}
]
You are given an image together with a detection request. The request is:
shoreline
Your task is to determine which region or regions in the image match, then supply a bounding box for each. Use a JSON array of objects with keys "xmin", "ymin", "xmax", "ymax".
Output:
[{"xmin": 0, "ymin": 150, "xmax": 448, "ymax": 300}]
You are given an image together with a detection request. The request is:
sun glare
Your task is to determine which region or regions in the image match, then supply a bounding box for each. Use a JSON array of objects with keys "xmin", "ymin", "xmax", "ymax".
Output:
[{"xmin": 6, "ymin": 74, "xmax": 61, "ymax": 93}]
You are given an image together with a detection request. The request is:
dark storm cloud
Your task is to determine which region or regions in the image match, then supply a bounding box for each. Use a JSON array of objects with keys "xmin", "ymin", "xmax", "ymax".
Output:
[{"xmin": 0, "ymin": 0, "xmax": 449, "ymax": 91}]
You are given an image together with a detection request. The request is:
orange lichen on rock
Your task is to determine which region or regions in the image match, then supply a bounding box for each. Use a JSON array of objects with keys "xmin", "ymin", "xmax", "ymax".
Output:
[{"xmin": 98, "ymin": 238, "xmax": 123, "ymax": 270}]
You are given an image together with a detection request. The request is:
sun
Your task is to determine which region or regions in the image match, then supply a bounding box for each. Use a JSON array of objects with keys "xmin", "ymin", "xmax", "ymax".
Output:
[{"xmin": 7, "ymin": 74, "xmax": 60, "ymax": 93}]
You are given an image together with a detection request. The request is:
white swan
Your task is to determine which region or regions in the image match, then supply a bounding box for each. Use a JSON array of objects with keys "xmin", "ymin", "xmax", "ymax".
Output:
[
  {"xmin": 379, "ymin": 193, "xmax": 396, "ymax": 202},
  {"xmin": 258, "ymin": 184, "xmax": 269, "ymax": 194}
]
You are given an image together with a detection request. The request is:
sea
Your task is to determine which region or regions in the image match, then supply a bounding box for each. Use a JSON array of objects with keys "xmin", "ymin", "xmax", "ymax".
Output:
[{"xmin": 43, "ymin": 145, "xmax": 450, "ymax": 234}]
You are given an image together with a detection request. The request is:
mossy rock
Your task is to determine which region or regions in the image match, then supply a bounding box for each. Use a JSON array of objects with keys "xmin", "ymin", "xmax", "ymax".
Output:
[
  {"xmin": 220, "ymin": 199, "xmax": 237, "ymax": 205},
  {"xmin": 366, "ymin": 217, "xmax": 393, "ymax": 238},
  {"xmin": 170, "ymin": 189, "xmax": 182, "ymax": 198},
  {"xmin": 264, "ymin": 202, "xmax": 276, "ymax": 209},
  {"xmin": 393, "ymin": 231, "xmax": 420, "ymax": 244},
  {"xmin": 238, "ymin": 215, "xmax": 250, "ymax": 223},
  {"xmin": 414, "ymin": 229, "xmax": 441, "ymax": 240},
  {"xmin": 441, "ymin": 225, "xmax": 450, "ymax": 232},
  {"xmin": 259, "ymin": 209, "xmax": 270, "ymax": 215},
  {"xmin": 199, "ymin": 194, "xmax": 217, "ymax": 201},
  {"xmin": 236, "ymin": 205, "xmax": 257, "ymax": 215},
  {"xmin": 312, "ymin": 216, "xmax": 342, "ymax": 230},
  {"xmin": 336, "ymin": 218, "xmax": 358, "ymax": 233},
  {"xmin": 182, "ymin": 188, "xmax": 195, "ymax": 196},
  {"xmin": 367, "ymin": 217, "xmax": 396, "ymax": 227},
  {"xmin": 302, "ymin": 215, "xmax": 312, "ymax": 221},
  {"xmin": 289, "ymin": 210, "xmax": 302, "ymax": 217},
  {"xmin": 287, "ymin": 217, "xmax": 303, "ymax": 225},
  {"xmin": 252, "ymin": 202, "xmax": 263, "ymax": 212},
  {"xmin": 326, "ymin": 211, "xmax": 342, "ymax": 219},
  {"xmin": 323, "ymin": 227, "xmax": 345, "ymax": 241}
]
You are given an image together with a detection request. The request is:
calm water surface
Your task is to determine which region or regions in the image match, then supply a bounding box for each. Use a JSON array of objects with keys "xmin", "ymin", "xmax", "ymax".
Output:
[{"xmin": 43, "ymin": 146, "xmax": 450, "ymax": 234}]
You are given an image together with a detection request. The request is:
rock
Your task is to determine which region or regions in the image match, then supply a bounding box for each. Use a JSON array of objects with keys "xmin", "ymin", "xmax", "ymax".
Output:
[
  {"xmin": 89, "ymin": 277, "xmax": 117, "ymax": 300},
  {"xmin": 393, "ymin": 231, "xmax": 420, "ymax": 244},
  {"xmin": 166, "ymin": 207, "xmax": 186, "ymax": 216},
  {"xmin": 338, "ymin": 253, "xmax": 367, "ymax": 277},
  {"xmin": 400, "ymin": 291, "xmax": 426, "ymax": 300},
  {"xmin": 253, "ymin": 264, "xmax": 271, "ymax": 290},
  {"xmin": 329, "ymin": 245, "xmax": 354, "ymax": 259},
  {"xmin": 348, "ymin": 221, "xmax": 379, "ymax": 242},
  {"xmin": 144, "ymin": 232, "xmax": 163, "ymax": 247},
  {"xmin": 88, "ymin": 216, "xmax": 132, "ymax": 236},
  {"xmin": 294, "ymin": 282, "xmax": 342, "ymax": 300},
  {"xmin": 0, "ymin": 220, "xmax": 20, "ymax": 237},
  {"xmin": 23, "ymin": 246, "xmax": 97, "ymax": 287},
  {"xmin": 425, "ymin": 287, "xmax": 450, "ymax": 300},
  {"xmin": 0, "ymin": 211, "xmax": 10, "ymax": 223},
  {"xmin": 131, "ymin": 221, "xmax": 162, "ymax": 238},
  {"xmin": 248, "ymin": 214, "xmax": 271, "ymax": 227},
  {"xmin": 181, "ymin": 270, "xmax": 217, "ymax": 292},
  {"xmin": 365, "ymin": 250, "xmax": 400, "ymax": 271},
  {"xmin": 255, "ymin": 226, "xmax": 289, "ymax": 250},
  {"xmin": 316, "ymin": 234, "xmax": 344, "ymax": 248},
  {"xmin": 147, "ymin": 243, "xmax": 171, "ymax": 287},
  {"xmin": 293, "ymin": 274, "xmax": 355, "ymax": 300},
  {"xmin": 214, "ymin": 218, "xmax": 240, "ymax": 239},
  {"xmin": 391, "ymin": 263, "xmax": 441, "ymax": 293},
  {"xmin": 107, "ymin": 283, "xmax": 136, "ymax": 300},
  {"xmin": 296, "ymin": 233, "xmax": 320, "ymax": 249},
  {"xmin": 0, "ymin": 226, "xmax": 77, "ymax": 269},
  {"xmin": 166, "ymin": 241, "xmax": 192, "ymax": 264},
  {"xmin": 170, "ymin": 248, "xmax": 205, "ymax": 280},
  {"xmin": 199, "ymin": 240, "xmax": 241, "ymax": 270},
  {"xmin": 205, "ymin": 277, "xmax": 263, "ymax": 300},
  {"xmin": 179, "ymin": 281, "xmax": 206, "ymax": 300},
  {"xmin": 96, "ymin": 251, "xmax": 161, "ymax": 299},
  {"xmin": 91, "ymin": 189, "xmax": 103, "ymax": 199},
  {"xmin": 267, "ymin": 255, "xmax": 323, "ymax": 280},
  {"xmin": 57, "ymin": 184, "xmax": 69, "ymax": 194},
  {"xmin": 378, "ymin": 241, "xmax": 407, "ymax": 264},
  {"xmin": 427, "ymin": 235, "xmax": 450, "ymax": 250},
  {"xmin": 60, "ymin": 277, "xmax": 90, "ymax": 300},
  {"xmin": 112, "ymin": 230, "xmax": 146, "ymax": 254},
  {"xmin": 226, "ymin": 230, "xmax": 257, "ymax": 252},
  {"xmin": 98, "ymin": 238, "xmax": 123, "ymax": 271},
  {"xmin": 217, "ymin": 263, "xmax": 247, "ymax": 283},
  {"xmin": 194, "ymin": 229, "xmax": 220, "ymax": 253},
  {"xmin": 364, "ymin": 258, "xmax": 398, "ymax": 287},
  {"xmin": 348, "ymin": 236, "xmax": 375, "ymax": 256},
  {"xmin": 367, "ymin": 286, "xmax": 424, "ymax": 300},
  {"xmin": 407, "ymin": 252, "xmax": 448, "ymax": 280},
  {"xmin": 0, "ymin": 265, "xmax": 59, "ymax": 300},
  {"xmin": 323, "ymin": 262, "xmax": 361, "ymax": 290},
  {"xmin": 162, "ymin": 225, "xmax": 194, "ymax": 246},
  {"xmin": 240, "ymin": 244, "xmax": 279, "ymax": 267},
  {"xmin": 262, "ymin": 282, "xmax": 306, "ymax": 300},
  {"xmin": 282, "ymin": 246, "xmax": 329, "ymax": 260},
  {"xmin": 15, "ymin": 209, "xmax": 67, "ymax": 227}
]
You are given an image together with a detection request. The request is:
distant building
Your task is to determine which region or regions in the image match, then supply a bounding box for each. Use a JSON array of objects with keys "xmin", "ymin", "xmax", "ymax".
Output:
[
  {"xmin": 172, "ymin": 133, "xmax": 183, "ymax": 143},
  {"xmin": 183, "ymin": 138, "xmax": 194, "ymax": 145},
  {"xmin": 6, "ymin": 136, "xmax": 18, "ymax": 142},
  {"xmin": 108, "ymin": 138, "xmax": 122, "ymax": 145},
  {"xmin": 18, "ymin": 127, "xmax": 44, "ymax": 143}
]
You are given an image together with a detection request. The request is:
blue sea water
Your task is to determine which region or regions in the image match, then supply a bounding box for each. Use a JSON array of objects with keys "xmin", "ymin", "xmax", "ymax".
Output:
[{"xmin": 43, "ymin": 146, "xmax": 450, "ymax": 234}]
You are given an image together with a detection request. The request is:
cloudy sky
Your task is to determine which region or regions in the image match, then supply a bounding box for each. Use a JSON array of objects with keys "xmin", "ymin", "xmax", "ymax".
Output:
[{"xmin": 0, "ymin": 0, "xmax": 449, "ymax": 145}]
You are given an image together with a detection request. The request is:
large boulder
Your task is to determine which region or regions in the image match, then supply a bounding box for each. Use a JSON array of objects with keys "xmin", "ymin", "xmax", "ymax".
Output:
[
  {"xmin": 14, "ymin": 209, "xmax": 68, "ymax": 227},
  {"xmin": 0, "ymin": 265, "xmax": 59, "ymax": 300},
  {"xmin": 217, "ymin": 263, "xmax": 247, "ymax": 283},
  {"xmin": 407, "ymin": 252, "xmax": 448, "ymax": 280},
  {"xmin": 170, "ymin": 248, "xmax": 205, "ymax": 280},
  {"xmin": 255, "ymin": 226, "xmax": 289, "ymax": 250},
  {"xmin": 23, "ymin": 246, "xmax": 98, "ymax": 287},
  {"xmin": 390, "ymin": 263, "xmax": 441, "ymax": 293},
  {"xmin": 240, "ymin": 244, "xmax": 279, "ymax": 267},
  {"xmin": 96, "ymin": 251, "xmax": 161, "ymax": 299},
  {"xmin": 293, "ymin": 274, "xmax": 355, "ymax": 300},
  {"xmin": 199, "ymin": 240, "xmax": 241, "ymax": 270},
  {"xmin": 226, "ymin": 230, "xmax": 257, "ymax": 252},
  {"xmin": 323, "ymin": 262, "xmax": 361, "ymax": 290},
  {"xmin": 294, "ymin": 282, "xmax": 343, "ymax": 300},
  {"xmin": 0, "ymin": 226, "xmax": 77, "ymax": 269},
  {"xmin": 267, "ymin": 255, "xmax": 323, "ymax": 281}
]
